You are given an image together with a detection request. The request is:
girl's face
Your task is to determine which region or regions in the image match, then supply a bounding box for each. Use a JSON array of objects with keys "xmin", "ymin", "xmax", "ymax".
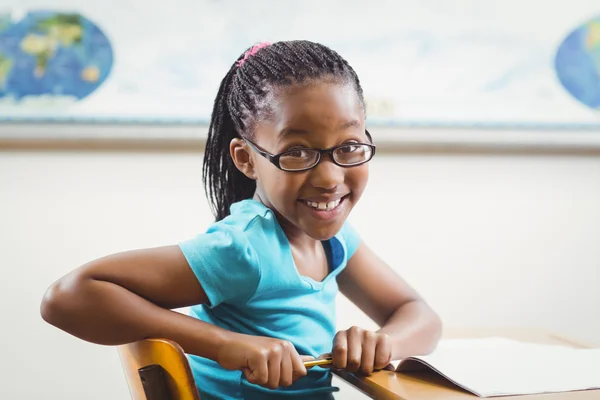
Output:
[{"xmin": 248, "ymin": 80, "xmax": 370, "ymax": 241}]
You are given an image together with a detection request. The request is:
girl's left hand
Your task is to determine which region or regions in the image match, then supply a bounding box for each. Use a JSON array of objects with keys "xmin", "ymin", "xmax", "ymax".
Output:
[{"xmin": 323, "ymin": 326, "xmax": 394, "ymax": 375}]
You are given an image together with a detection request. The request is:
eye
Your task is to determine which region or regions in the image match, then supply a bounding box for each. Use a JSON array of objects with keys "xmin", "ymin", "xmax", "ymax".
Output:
[
  {"xmin": 285, "ymin": 149, "xmax": 313, "ymax": 158},
  {"xmin": 339, "ymin": 143, "xmax": 360, "ymax": 154}
]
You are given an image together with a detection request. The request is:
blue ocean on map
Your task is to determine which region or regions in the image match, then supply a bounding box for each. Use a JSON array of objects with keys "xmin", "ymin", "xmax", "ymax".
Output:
[{"xmin": 555, "ymin": 15, "xmax": 600, "ymax": 110}]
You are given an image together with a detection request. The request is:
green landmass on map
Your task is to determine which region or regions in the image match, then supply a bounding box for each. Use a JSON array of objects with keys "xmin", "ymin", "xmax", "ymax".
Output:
[
  {"xmin": 0, "ymin": 53, "xmax": 14, "ymax": 89},
  {"xmin": 19, "ymin": 13, "xmax": 84, "ymax": 77},
  {"xmin": 35, "ymin": 13, "xmax": 83, "ymax": 46}
]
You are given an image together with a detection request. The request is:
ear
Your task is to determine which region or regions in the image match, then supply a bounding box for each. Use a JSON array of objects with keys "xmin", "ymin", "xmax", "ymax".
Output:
[{"xmin": 230, "ymin": 138, "xmax": 257, "ymax": 180}]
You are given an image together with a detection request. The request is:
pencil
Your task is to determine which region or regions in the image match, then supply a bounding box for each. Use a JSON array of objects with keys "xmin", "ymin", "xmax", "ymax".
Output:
[{"xmin": 303, "ymin": 357, "xmax": 333, "ymax": 368}]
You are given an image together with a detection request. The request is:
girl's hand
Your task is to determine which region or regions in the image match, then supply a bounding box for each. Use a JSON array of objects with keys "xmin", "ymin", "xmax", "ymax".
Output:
[
  {"xmin": 216, "ymin": 333, "xmax": 311, "ymax": 389},
  {"xmin": 327, "ymin": 326, "xmax": 393, "ymax": 375}
]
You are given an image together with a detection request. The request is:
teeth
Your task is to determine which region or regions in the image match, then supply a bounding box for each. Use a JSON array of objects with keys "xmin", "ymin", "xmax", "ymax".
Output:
[{"xmin": 306, "ymin": 198, "xmax": 341, "ymax": 211}]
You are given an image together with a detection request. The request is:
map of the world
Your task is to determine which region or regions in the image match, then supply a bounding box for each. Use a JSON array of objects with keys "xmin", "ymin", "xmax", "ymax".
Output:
[
  {"xmin": 0, "ymin": 10, "xmax": 112, "ymax": 103},
  {"xmin": 0, "ymin": 0, "xmax": 599, "ymax": 128}
]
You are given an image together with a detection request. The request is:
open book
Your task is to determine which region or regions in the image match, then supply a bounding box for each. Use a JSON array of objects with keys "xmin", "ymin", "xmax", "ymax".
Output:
[{"xmin": 391, "ymin": 337, "xmax": 600, "ymax": 397}]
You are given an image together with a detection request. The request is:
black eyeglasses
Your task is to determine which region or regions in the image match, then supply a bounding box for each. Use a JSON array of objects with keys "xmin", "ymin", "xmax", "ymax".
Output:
[{"xmin": 244, "ymin": 130, "xmax": 376, "ymax": 172}]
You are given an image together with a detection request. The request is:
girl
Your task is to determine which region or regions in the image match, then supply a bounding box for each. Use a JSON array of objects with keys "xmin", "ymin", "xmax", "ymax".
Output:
[{"xmin": 41, "ymin": 40, "xmax": 442, "ymax": 399}]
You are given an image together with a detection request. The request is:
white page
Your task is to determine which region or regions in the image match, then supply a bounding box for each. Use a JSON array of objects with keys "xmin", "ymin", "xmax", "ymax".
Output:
[{"xmin": 393, "ymin": 337, "xmax": 600, "ymax": 397}]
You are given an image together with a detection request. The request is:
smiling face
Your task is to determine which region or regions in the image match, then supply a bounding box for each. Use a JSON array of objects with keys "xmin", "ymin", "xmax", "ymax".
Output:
[{"xmin": 244, "ymin": 78, "xmax": 370, "ymax": 241}]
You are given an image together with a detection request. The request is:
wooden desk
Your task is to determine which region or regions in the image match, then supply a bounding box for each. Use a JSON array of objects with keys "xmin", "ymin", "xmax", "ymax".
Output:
[{"xmin": 333, "ymin": 330, "xmax": 599, "ymax": 400}]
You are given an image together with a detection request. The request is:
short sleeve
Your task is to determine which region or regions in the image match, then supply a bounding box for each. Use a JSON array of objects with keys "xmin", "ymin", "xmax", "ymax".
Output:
[
  {"xmin": 178, "ymin": 225, "xmax": 261, "ymax": 307},
  {"xmin": 338, "ymin": 221, "xmax": 361, "ymax": 260}
]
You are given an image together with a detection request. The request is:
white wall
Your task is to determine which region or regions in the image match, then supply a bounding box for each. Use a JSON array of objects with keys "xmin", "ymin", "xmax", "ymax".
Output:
[{"xmin": 1, "ymin": 150, "xmax": 599, "ymax": 400}]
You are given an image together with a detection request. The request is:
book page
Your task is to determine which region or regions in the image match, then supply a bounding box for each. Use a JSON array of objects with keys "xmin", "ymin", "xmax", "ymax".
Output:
[{"xmin": 393, "ymin": 337, "xmax": 600, "ymax": 397}]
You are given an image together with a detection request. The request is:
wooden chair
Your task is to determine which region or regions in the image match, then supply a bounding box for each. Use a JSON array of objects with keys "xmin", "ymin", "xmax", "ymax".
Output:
[{"xmin": 118, "ymin": 338, "xmax": 201, "ymax": 400}]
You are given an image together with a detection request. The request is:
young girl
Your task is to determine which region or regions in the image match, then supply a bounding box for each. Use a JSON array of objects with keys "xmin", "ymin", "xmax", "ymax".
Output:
[{"xmin": 41, "ymin": 40, "xmax": 442, "ymax": 399}]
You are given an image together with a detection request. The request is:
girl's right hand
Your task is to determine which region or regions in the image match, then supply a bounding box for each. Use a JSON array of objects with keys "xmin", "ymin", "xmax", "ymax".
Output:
[{"xmin": 216, "ymin": 334, "xmax": 311, "ymax": 389}]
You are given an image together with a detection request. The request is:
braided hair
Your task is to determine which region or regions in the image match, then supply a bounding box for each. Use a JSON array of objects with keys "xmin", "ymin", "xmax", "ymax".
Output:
[{"xmin": 203, "ymin": 40, "xmax": 365, "ymax": 221}]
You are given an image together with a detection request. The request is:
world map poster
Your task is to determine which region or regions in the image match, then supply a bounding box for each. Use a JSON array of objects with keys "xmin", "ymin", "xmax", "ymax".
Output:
[{"xmin": 1, "ymin": 0, "xmax": 599, "ymax": 129}]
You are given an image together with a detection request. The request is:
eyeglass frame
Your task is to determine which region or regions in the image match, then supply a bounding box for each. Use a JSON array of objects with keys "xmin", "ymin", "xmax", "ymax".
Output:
[{"xmin": 243, "ymin": 129, "xmax": 376, "ymax": 172}]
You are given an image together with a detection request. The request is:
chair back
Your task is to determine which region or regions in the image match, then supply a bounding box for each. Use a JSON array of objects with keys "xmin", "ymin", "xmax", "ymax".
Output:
[{"xmin": 118, "ymin": 338, "xmax": 201, "ymax": 400}]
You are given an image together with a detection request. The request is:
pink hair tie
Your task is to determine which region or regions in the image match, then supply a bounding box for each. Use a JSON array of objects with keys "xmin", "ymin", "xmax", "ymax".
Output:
[{"xmin": 236, "ymin": 42, "xmax": 272, "ymax": 67}]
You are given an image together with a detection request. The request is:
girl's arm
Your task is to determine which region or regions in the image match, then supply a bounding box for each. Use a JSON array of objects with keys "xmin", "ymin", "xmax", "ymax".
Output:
[
  {"xmin": 334, "ymin": 241, "xmax": 442, "ymax": 371},
  {"xmin": 40, "ymin": 246, "xmax": 229, "ymax": 359},
  {"xmin": 41, "ymin": 246, "xmax": 309, "ymax": 389}
]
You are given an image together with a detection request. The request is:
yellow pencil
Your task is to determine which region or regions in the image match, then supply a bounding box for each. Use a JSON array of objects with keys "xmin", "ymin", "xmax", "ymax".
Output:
[{"xmin": 303, "ymin": 357, "xmax": 333, "ymax": 368}]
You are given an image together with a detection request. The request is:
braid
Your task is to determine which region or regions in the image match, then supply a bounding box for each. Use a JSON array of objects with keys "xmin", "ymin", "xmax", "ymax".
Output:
[
  {"xmin": 203, "ymin": 40, "xmax": 365, "ymax": 221},
  {"xmin": 202, "ymin": 57, "xmax": 256, "ymax": 221}
]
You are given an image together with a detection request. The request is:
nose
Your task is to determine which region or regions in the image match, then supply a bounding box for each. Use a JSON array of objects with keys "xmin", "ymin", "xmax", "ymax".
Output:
[{"xmin": 309, "ymin": 155, "xmax": 344, "ymax": 190}]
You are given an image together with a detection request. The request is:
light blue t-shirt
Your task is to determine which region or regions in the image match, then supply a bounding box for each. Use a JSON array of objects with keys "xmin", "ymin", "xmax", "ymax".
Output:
[{"xmin": 178, "ymin": 199, "xmax": 361, "ymax": 399}]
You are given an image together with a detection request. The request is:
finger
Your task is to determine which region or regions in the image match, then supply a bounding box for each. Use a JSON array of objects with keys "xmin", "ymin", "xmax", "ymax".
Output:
[
  {"xmin": 332, "ymin": 331, "xmax": 348, "ymax": 370},
  {"xmin": 360, "ymin": 331, "xmax": 379, "ymax": 375},
  {"xmin": 374, "ymin": 334, "xmax": 393, "ymax": 370},
  {"xmin": 346, "ymin": 326, "xmax": 364, "ymax": 373},
  {"xmin": 292, "ymin": 354, "xmax": 308, "ymax": 380},
  {"xmin": 244, "ymin": 356, "xmax": 268, "ymax": 387},
  {"xmin": 280, "ymin": 354, "xmax": 293, "ymax": 387},
  {"xmin": 359, "ymin": 331, "xmax": 378, "ymax": 375},
  {"xmin": 266, "ymin": 349, "xmax": 282, "ymax": 389}
]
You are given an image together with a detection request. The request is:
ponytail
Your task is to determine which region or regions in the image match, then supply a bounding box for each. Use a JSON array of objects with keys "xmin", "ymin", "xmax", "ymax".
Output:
[{"xmin": 202, "ymin": 61, "xmax": 256, "ymax": 221}]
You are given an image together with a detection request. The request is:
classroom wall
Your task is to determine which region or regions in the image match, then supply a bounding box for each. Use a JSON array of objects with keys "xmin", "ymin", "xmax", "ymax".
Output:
[{"xmin": 1, "ymin": 149, "xmax": 599, "ymax": 399}]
